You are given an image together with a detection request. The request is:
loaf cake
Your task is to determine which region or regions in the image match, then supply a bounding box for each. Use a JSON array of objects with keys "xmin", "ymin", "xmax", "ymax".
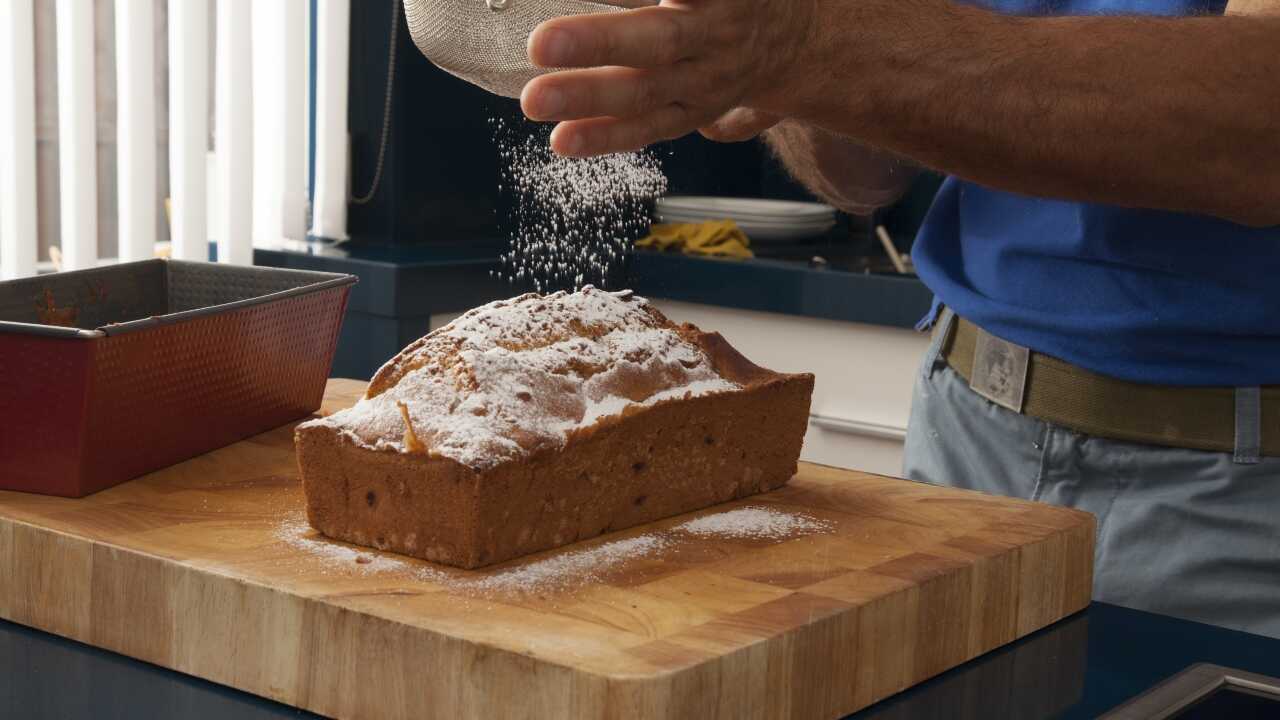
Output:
[{"xmin": 294, "ymin": 287, "xmax": 814, "ymax": 569}]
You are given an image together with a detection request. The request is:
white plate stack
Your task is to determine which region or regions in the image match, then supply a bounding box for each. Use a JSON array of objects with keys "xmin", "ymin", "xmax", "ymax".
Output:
[{"xmin": 655, "ymin": 196, "xmax": 838, "ymax": 242}]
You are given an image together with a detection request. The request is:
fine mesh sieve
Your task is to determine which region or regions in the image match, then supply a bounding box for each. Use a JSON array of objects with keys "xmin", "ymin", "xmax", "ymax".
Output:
[{"xmin": 403, "ymin": 0, "xmax": 634, "ymax": 98}]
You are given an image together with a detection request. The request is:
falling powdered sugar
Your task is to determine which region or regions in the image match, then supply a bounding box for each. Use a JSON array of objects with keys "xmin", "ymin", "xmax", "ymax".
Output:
[
  {"xmin": 672, "ymin": 506, "xmax": 833, "ymax": 540},
  {"xmin": 492, "ymin": 117, "xmax": 667, "ymax": 292}
]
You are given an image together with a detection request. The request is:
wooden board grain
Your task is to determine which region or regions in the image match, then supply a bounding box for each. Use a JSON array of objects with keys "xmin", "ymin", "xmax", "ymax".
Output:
[{"xmin": 0, "ymin": 379, "xmax": 1095, "ymax": 720}]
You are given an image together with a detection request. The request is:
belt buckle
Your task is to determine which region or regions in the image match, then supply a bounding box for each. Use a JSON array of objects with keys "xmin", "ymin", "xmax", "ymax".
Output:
[{"xmin": 969, "ymin": 328, "xmax": 1030, "ymax": 413}]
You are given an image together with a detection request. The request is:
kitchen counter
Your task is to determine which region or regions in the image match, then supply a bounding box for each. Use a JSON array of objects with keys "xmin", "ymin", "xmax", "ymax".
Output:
[
  {"xmin": 4, "ymin": 602, "xmax": 1278, "ymax": 718},
  {"xmin": 630, "ymin": 250, "xmax": 933, "ymax": 330}
]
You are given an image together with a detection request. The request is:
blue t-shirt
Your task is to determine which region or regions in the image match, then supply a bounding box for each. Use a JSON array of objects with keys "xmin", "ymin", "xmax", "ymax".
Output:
[{"xmin": 912, "ymin": 0, "xmax": 1280, "ymax": 386}]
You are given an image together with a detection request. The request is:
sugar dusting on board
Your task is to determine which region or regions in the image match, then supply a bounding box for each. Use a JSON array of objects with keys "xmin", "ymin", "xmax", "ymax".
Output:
[
  {"xmin": 274, "ymin": 505, "xmax": 832, "ymax": 594},
  {"xmin": 492, "ymin": 117, "xmax": 666, "ymax": 292},
  {"xmin": 275, "ymin": 513, "xmax": 669, "ymax": 592},
  {"xmin": 468, "ymin": 535, "xmax": 669, "ymax": 594},
  {"xmin": 278, "ymin": 516, "xmax": 411, "ymax": 575},
  {"xmin": 673, "ymin": 506, "xmax": 832, "ymax": 540},
  {"xmin": 303, "ymin": 288, "xmax": 738, "ymax": 470}
]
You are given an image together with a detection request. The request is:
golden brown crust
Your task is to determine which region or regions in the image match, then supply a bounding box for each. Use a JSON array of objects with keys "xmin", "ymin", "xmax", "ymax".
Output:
[{"xmin": 689, "ymin": 329, "xmax": 786, "ymax": 387}]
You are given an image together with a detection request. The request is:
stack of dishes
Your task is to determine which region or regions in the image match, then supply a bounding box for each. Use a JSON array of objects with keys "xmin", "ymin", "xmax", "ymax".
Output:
[{"xmin": 655, "ymin": 196, "xmax": 838, "ymax": 242}]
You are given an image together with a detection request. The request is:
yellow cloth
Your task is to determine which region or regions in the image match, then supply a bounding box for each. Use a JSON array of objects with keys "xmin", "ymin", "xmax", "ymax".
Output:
[{"xmin": 636, "ymin": 219, "xmax": 754, "ymax": 259}]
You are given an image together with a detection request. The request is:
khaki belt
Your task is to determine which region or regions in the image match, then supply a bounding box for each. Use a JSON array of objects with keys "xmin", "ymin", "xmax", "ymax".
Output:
[{"xmin": 938, "ymin": 315, "xmax": 1280, "ymax": 458}]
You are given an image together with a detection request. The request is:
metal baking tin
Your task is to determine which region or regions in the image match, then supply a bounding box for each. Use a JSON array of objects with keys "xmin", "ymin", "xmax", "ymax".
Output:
[{"xmin": 0, "ymin": 259, "xmax": 357, "ymax": 497}]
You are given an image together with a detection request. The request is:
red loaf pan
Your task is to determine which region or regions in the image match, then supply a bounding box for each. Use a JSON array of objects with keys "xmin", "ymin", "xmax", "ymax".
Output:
[{"xmin": 0, "ymin": 259, "xmax": 356, "ymax": 497}]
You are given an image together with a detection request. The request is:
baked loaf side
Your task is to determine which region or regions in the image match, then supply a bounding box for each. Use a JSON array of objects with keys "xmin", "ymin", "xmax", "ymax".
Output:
[{"xmin": 295, "ymin": 287, "xmax": 814, "ymax": 569}]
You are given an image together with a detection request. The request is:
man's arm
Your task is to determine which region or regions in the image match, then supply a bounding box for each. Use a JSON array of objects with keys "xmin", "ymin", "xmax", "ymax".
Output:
[
  {"xmin": 791, "ymin": 2, "xmax": 1280, "ymax": 226},
  {"xmin": 692, "ymin": 107, "xmax": 917, "ymax": 214},
  {"xmin": 1227, "ymin": 0, "xmax": 1278, "ymax": 15},
  {"xmin": 522, "ymin": 0, "xmax": 1280, "ymax": 227},
  {"xmin": 762, "ymin": 121, "xmax": 917, "ymax": 216},
  {"xmin": 693, "ymin": 108, "xmax": 916, "ymax": 215}
]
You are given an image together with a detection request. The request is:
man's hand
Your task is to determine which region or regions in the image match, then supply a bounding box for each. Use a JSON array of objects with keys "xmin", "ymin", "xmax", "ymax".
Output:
[
  {"xmin": 519, "ymin": 0, "xmax": 819, "ymax": 157},
  {"xmin": 764, "ymin": 121, "xmax": 919, "ymax": 215},
  {"xmin": 520, "ymin": 0, "xmax": 1280, "ymax": 226},
  {"xmin": 699, "ymin": 108, "xmax": 782, "ymax": 143}
]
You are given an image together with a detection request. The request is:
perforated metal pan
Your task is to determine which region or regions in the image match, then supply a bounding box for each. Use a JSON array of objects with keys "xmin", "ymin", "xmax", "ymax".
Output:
[{"xmin": 0, "ymin": 260, "xmax": 357, "ymax": 497}]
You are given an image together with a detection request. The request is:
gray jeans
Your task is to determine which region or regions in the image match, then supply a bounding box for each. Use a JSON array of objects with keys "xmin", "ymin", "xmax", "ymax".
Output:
[{"xmin": 903, "ymin": 354, "xmax": 1280, "ymax": 639}]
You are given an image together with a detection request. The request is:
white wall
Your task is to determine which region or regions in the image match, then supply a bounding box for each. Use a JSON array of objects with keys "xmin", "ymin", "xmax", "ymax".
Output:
[{"xmin": 652, "ymin": 300, "xmax": 930, "ymax": 477}]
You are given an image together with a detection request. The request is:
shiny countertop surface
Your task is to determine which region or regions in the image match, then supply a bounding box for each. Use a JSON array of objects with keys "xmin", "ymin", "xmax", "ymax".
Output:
[{"xmin": 5, "ymin": 602, "xmax": 1279, "ymax": 719}]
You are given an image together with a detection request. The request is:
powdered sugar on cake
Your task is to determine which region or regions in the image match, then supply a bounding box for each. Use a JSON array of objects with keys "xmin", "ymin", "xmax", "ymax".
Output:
[{"xmin": 304, "ymin": 287, "xmax": 738, "ymax": 470}]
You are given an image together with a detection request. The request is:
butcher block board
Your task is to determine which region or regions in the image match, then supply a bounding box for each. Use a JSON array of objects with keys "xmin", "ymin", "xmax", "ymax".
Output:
[{"xmin": 0, "ymin": 379, "xmax": 1095, "ymax": 720}]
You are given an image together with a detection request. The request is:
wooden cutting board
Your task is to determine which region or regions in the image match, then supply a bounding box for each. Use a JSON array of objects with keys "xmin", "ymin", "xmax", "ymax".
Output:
[{"xmin": 0, "ymin": 379, "xmax": 1094, "ymax": 720}]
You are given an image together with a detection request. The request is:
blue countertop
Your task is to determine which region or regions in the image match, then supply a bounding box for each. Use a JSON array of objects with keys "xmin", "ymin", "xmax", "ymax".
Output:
[
  {"xmin": 4, "ymin": 602, "xmax": 1279, "ymax": 718},
  {"xmin": 630, "ymin": 250, "xmax": 932, "ymax": 329},
  {"xmin": 254, "ymin": 240, "xmax": 932, "ymax": 328}
]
